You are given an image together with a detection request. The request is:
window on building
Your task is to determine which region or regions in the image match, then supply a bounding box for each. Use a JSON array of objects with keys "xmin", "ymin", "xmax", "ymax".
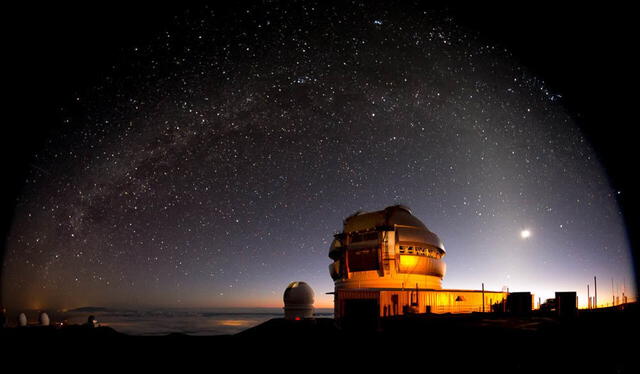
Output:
[{"xmin": 347, "ymin": 247, "xmax": 379, "ymax": 272}]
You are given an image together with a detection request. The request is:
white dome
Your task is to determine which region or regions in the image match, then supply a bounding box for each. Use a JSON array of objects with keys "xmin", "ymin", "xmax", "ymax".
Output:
[
  {"xmin": 18, "ymin": 312, "xmax": 27, "ymax": 327},
  {"xmin": 283, "ymin": 281, "xmax": 314, "ymax": 305},
  {"xmin": 283, "ymin": 281, "xmax": 315, "ymax": 320},
  {"xmin": 39, "ymin": 312, "xmax": 50, "ymax": 326}
]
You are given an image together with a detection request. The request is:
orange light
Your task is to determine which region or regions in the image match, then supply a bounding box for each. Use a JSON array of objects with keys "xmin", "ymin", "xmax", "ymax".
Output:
[
  {"xmin": 217, "ymin": 320, "xmax": 251, "ymax": 327},
  {"xmin": 399, "ymin": 255, "xmax": 419, "ymax": 267}
]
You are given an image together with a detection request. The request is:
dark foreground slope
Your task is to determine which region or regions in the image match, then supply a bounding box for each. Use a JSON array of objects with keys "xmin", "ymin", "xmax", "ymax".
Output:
[{"xmin": 1, "ymin": 304, "xmax": 638, "ymax": 372}]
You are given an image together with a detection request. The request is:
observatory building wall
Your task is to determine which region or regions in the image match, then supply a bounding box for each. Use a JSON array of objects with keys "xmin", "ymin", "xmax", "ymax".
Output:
[{"xmin": 335, "ymin": 289, "xmax": 508, "ymax": 319}]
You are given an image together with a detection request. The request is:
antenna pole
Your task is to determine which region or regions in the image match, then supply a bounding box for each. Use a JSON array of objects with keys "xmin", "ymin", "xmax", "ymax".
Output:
[{"xmin": 594, "ymin": 276, "xmax": 598, "ymax": 309}]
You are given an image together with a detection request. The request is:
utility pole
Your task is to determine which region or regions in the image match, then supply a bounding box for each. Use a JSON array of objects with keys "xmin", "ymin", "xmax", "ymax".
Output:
[
  {"xmin": 587, "ymin": 284, "xmax": 590, "ymax": 309},
  {"xmin": 612, "ymin": 278, "xmax": 615, "ymax": 306},
  {"xmin": 594, "ymin": 276, "xmax": 598, "ymax": 309}
]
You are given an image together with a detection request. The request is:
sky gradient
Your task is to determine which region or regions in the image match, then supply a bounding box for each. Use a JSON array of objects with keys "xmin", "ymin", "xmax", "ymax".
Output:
[{"xmin": 2, "ymin": 3, "xmax": 635, "ymax": 311}]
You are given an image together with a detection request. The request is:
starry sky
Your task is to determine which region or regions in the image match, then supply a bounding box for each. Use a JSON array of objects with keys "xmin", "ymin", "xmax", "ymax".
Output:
[{"xmin": 1, "ymin": 3, "xmax": 636, "ymax": 311}]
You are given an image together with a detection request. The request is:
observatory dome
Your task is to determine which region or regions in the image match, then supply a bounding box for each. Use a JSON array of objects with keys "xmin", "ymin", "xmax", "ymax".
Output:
[
  {"xmin": 328, "ymin": 205, "xmax": 509, "ymax": 323},
  {"xmin": 283, "ymin": 281, "xmax": 315, "ymax": 320},
  {"xmin": 283, "ymin": 281, "xmax": 314, "ymax": 305},
  {"xmin": 343, "ymin": 205, "xmax": 445, "ymax": 253},
  {"xmin": 17, "ymin": 312, "xmax": 27, "ymax": 327},
  {"xmin": 329, "ymin": 205, "xmax": 447, "ymax": 290},
  {"xmin": 39, "ymin": 312, "xmax": 50, "ymax": 326}
]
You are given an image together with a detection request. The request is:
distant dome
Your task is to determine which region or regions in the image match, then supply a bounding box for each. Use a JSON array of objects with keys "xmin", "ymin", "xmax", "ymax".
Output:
[
  {"xmin": 17, "ymin": 312, "xmax": 27, "ymax": 327},
  {"xmin": 283, "ymin": 281, "xmax": 315, "ymax": 320},
  {"xmin": 39, "ymin": 312, "xmax": 50, "ymax": 326},
  {"xmin": 283, "ymin": 281, "xmax": 314, "ymax": 305}
]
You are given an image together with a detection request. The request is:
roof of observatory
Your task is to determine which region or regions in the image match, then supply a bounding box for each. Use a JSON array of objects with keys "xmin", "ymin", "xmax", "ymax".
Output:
[{"xmin": 342, "ymin": 205, "xmax": 445, "ymax": 252}]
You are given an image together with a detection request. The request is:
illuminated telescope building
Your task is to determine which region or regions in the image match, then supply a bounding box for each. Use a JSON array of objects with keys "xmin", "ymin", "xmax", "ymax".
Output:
[{"xmin": 329, "ymin": 205, "xmax": 507, "ymax": 321}]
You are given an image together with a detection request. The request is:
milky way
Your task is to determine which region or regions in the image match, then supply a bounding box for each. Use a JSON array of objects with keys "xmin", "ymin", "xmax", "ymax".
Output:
[{"xmin": 2, "ymin": 3, "xmax": 635, "ymax": 310}]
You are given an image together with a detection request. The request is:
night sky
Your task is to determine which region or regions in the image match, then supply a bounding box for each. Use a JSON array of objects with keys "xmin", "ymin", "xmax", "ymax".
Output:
[{"xmin": 1, "ymin": 3, "xmax": 637, "ymax": 311}]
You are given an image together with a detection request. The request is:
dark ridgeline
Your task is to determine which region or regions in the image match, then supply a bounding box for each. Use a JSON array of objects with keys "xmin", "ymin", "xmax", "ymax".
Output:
[{"xmin": 1, "ymin": 303, "xmax": 638, "ymax": 372}]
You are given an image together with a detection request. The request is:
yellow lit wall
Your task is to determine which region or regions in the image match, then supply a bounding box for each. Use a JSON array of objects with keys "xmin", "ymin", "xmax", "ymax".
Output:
[{"xmin": 335, "ymin": 289, "xmax": 508, "ymax": 318}]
